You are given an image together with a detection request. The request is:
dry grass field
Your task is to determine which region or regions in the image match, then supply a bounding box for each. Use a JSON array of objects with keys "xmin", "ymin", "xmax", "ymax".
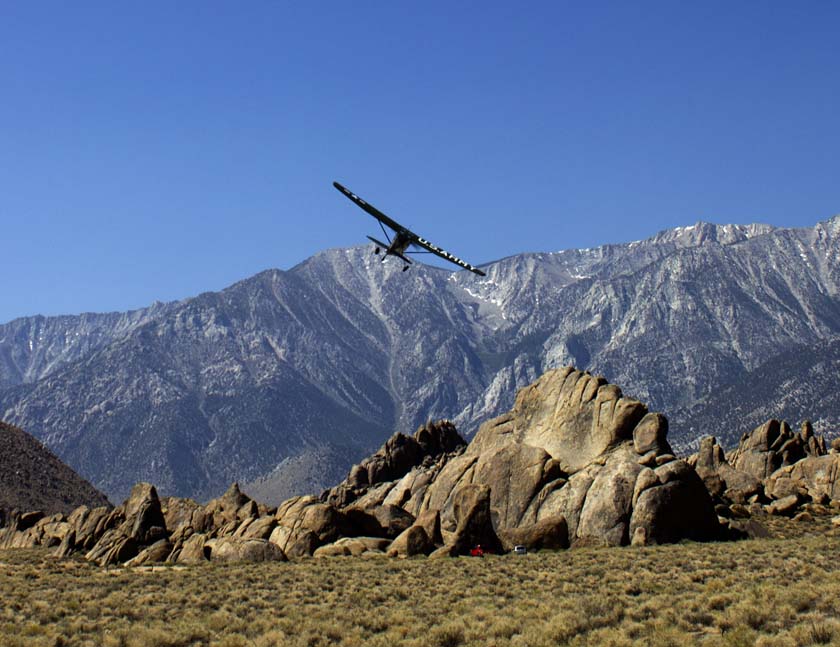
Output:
[{"xmin": 2, "ymin": 516, "xmax": 840, "ymax": 647}]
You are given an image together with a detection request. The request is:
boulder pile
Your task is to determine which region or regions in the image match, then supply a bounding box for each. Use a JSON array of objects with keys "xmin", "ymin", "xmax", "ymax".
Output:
[{"xmin": 689, "ymin": 419, "xmax": 840, "ymax": 529}]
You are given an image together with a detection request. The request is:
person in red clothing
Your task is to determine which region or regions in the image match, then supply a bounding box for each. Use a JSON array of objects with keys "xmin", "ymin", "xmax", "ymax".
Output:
[{"xmin": 469, "ymin": 544, "xmax": 484, "ymax": 557}]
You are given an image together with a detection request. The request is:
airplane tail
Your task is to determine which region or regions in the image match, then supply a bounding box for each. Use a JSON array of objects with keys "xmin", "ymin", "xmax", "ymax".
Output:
[{"xmin": 366, "ymin": 235, "xmax": 390, "ymax": 249}]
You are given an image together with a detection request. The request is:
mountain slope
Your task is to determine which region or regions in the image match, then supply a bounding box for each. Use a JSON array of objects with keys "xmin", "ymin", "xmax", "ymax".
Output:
[
  {"xmin": 669, "ymin": 336, "xmax": 840, "ymax": 452},
  {"xmin": 0, "ymin": 303, "xmax": 174, "ymax": 390},
  {"xmin": 0, "ymin": 420, "xmax": 110, "ymax": 516},
  {"xmin": 2, "ymin": 216, "xmax": 840, "ymax": 502}
]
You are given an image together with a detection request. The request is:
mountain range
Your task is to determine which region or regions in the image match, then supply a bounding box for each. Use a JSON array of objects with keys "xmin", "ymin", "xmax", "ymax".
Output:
[{"xmin": 3, "ymin": 216, "xmax": 840, "ymax": 503}]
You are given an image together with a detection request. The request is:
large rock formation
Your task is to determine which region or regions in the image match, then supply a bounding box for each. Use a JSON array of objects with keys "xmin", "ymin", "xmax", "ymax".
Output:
[
  {"xmin": 322, "ymin": 367, "xmax": 719, "ymax": 551},
  {"xmin": 0, "ymin": 510, "xmax": 74, "ymax": 550},
  {"xmin": 77, "ymin": 483, "xmax": 167, "ymax": 566},
  {"xmin": 323, "ymin": 420, "xmax": 466, "ymax": 508}
]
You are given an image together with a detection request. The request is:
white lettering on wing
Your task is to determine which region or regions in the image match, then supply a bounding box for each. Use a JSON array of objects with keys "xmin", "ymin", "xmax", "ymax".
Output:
[{"xmin": 417, "ymin": 237, "xmax": 473, "ymax": 270}]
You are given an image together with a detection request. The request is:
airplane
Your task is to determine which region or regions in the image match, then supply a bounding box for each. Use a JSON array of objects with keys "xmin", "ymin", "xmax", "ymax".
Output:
[{"xmin": 333, "ymin": 181, "xmax": 487, "ymax": 277}]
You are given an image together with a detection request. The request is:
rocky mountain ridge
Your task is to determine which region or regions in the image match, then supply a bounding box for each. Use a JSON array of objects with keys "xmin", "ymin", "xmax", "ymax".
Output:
[{"xmin": 2, "ymin": 216, "xmax": 840, "ymax": 501}]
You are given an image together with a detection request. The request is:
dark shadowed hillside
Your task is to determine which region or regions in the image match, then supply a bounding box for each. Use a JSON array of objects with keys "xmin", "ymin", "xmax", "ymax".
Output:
[{"xmin": 0, "ymin": 420, "xmax": 110, "ymax": 516}]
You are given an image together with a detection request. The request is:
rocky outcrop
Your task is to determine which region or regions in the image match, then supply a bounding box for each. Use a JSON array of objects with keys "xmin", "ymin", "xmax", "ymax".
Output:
[
  {"xmin": 54, "ymin": 506, "xmax": 121, "ymax": 556},
  {"xmin": 757, "ymin": 420, "xmax": 837, "ymax": 510},
  {"xmin": 410, "ymin": 368, "xmax": 717, "ymax": 548},
  {"xmin": 2, "ymin": 483, "xmax": 168, "ymax": 562},
  {"xmin": 268, "ymin": 495, "xmax": 346, "ymax": 557},
  {"xmin": 84, "ymin": 483, "xmax": 167, "ymax": 566},
  {"xmin": 200, "ymin": 369, "xmax": 717, "ymax": 556},
  {"xmin": 689, "ymin": 419, "xmax": 840, "ymax": 525},
  {"xmin": 323, "ymin": 420, "xmax": 466, "ymax": 508},
  {"xmin": 5, "ymin": 480, "xmax": 289, "ymax": 566},
  {"xmin": 728, "ymin": 420, "xmax": 826, "ymax": 480},
  {"xmin": 160, "ymin": 496, "xmax": 211, "ymax": 535},
  {"xmin": 690, "ymin": 436, "xmax": 763, "ymax": 504},
  {"xmin": 628, "ymin": 459, "xmax": 721, "ymax": 545},
  {"xmin": 204, "ymin": 483, "xmax": 261, "ymax": 529},
  {"xmin": 320, "ymin": 367, "xmax": 719, "ymax": 553},
  {"xmin": 765, "ymin": 454, "xmax": 840, "ymax": 503},
  {"xmin": 0, "ymin": 510, "xmax": 72, "ymax": 549},
  {"xmin": 0, "ymin": 505, "xmax": 116, "ymax": 555}
]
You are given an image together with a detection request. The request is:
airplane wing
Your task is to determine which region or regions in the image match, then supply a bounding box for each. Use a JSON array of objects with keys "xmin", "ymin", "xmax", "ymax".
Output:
[
  {"xmin": 411, "ymin": 236, "xmax": 487, "ymax": 276},
  {"xmin": 333, "ymin": 182, "xmax": 406, "ymax": 234},
  {"xmin": 334, "ymin": 181, "xmax": 487, "ymax": 277}
]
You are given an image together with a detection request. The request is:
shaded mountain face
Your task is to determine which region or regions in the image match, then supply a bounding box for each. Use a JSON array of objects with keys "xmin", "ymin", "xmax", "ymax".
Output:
[
  {"xmin": 2, "ymin": 217, "xmax": 840, "ymax": 502},
  {"xmin": 0, "ymin": 420, "xmax": 110, "ymax": 516},
  {"xmin": 669, "ymin": 337, "xmax": 840, "ymax": 452}
]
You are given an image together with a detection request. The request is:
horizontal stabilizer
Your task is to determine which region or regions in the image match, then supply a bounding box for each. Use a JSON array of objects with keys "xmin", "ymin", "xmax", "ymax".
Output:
[{"xmin": 366, "ymin": 235, "xmax": 390, "ymax": 249}]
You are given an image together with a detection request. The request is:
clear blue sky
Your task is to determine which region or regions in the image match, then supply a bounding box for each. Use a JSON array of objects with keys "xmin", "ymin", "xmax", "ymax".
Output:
[{"xmin": 1, "ymin": 2, "xmax": 838, "ymax": 323}]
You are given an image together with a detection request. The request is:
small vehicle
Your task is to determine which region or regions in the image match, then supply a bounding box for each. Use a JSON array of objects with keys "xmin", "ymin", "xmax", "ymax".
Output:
[{"xmin": 513, "ymin": 544, "xmax": 527, "ymax": 555}]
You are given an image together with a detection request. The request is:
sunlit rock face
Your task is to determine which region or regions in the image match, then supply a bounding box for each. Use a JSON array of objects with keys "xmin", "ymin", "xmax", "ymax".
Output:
[{"xmin": 326, "ymin": 368, "xmax": 719, "ymax": 550}]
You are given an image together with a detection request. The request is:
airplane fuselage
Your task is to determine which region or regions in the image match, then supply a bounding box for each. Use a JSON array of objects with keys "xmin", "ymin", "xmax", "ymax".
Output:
[
  {"xmin": 387, "ymin": 231, "xmax": 412, "ymax": 257},
  {"xmin": 379, "ymin": 230, "xmax": 413, "ymax": 269}
]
